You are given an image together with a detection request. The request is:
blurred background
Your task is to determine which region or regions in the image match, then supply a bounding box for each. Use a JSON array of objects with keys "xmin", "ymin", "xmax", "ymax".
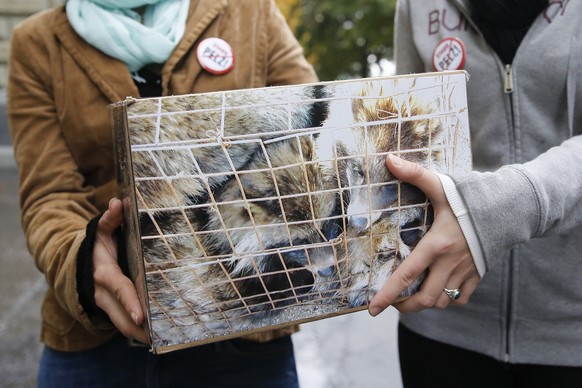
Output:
[
  {"xmin": 0, "ymin": 1, "xmax": 402, "ymax": 387},
  {"xmin": 275, "ymin": 0, "xmax": 397, "ymax": 80}
]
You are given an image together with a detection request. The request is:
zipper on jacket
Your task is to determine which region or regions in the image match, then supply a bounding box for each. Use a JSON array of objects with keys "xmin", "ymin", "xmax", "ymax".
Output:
[
  {"xmin": 450, "ymin": 1, "xmax": 518, "ymax": 364},
  {"xmin": 504, "ymin": 64, "xmax": 514, "ymax": 93},
  {"xmin": 504, "ymin": 69, "xmax": 516, "ymax": 361},
  {"xmin": 505, "ymin": 63, "xmax": 516, "ymax": 162}
]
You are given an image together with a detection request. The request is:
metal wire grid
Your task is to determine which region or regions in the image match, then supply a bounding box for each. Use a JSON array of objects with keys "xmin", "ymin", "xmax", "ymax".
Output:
[{"xmin": 124, "ymin": 76, "xmax": 466, "ymax": 347}]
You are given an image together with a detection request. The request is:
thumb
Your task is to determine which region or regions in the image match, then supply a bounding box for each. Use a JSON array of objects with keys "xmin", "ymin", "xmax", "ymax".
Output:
[
  {"xmin": 386, "ymin": 154, "xmax": 442, "ymax": 200},
  {"xmin": 99, "ymin": 198, "xmax": 124, "ymax": 235}
]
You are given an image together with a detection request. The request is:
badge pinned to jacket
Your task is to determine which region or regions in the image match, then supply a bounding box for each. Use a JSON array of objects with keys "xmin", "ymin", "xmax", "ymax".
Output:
[
  {"xmin": 196, "ymin": 37, "xmax": 235, "ymax": 75},
  {"xmin": 432, "ymin": 37, "xmax": 466, "ymax": 71}
]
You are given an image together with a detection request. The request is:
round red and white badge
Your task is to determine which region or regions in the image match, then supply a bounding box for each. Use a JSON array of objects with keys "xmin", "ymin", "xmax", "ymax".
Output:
[
  {"xmin": 196, "ymin": 37, "xmax": 235, "ymax": 75},
  {"xmin": 432, "ymin": 37, "xmax": 466, "ymax": 72}
]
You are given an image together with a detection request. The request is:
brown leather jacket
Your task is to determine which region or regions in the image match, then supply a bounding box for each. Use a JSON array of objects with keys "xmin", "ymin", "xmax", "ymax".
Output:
[{"xmin": 8, "ymin": 0, "xmax": 317, "ymax": 352}]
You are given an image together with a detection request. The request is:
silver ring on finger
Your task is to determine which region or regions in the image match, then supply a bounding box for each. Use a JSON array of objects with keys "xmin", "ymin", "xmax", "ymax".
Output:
[{"xmin": 443, "ymin": 288, "xmax": 461, "ymax": 301}]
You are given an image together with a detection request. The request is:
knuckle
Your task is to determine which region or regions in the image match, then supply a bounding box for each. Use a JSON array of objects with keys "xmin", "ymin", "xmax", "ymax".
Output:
[
  {"xmin": 417, "ymin": 292, "xmax": 437, "ymax": 308},
  {"xmin": 93, "ymin": 267, "xmax": 107, "ymax": 284},
  {"xmin": 93, "ymin": 289, "xmax": 106, "ymax": 308},
  {"xmin": 114, "ymin": 286, "xmax": 124, "ymax": 301},
  {"xmin": 461, "ymin": 258, "xmax": 478, "ymax": 275},
  {"xmin": 434, "ymin": 299, "xmax": 449, "ymax": 310},
  {"xmin": 398, "ymin": 269, "xmax": 421, "ymax": 290},
  {"xmin": 94, "ymin": 263, "xmax": 122, "ymax": 285},
  {"xmin": 99, "ymin": 214, "xmax": 112, "ymax": 231},
  {"xmin": 433, "ymin": 238, "xmax": 455, "ymax": 257},
  {"xmin": 408, "ymin": 162, "xmax": 424, "ymax": 179},
  {"xmin": 456, "ymin": 299, "xmax": 469, "ymax": 306},
  {"xmin": 456, "ymin": 295, "xmax": 470, "ymax": 306}
]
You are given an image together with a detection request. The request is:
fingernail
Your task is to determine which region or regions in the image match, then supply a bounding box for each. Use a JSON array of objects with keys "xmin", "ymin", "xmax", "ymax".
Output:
[
  {"xmin": 388, "ymin": 154, "xmax": 402, "ymax": 167},
  {"xmin": 131, "ymin": 312, "xmax": 139, "ymax": 325},
  {"xmin": 369, "ymin": 306, "xmax": 383, "ymax": 317}
]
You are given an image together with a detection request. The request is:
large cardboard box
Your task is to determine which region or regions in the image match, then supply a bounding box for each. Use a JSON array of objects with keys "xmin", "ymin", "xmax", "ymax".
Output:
[{"xmin": 112, "ymin": 71, "xmax": 471, "ymax": 353}]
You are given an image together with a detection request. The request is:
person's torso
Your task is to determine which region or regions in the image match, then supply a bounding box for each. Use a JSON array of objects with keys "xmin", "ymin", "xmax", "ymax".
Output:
[
  {"xmin": 31, "ymin": 0, "xmax": 315, "ymax": 206},
  {"xmin": 398, "ymin": 0, "xmax": 582, "ymax": 366},
  {"xmin": 16, "ymin": 0, "xmax": 316, "ymax": 351}
]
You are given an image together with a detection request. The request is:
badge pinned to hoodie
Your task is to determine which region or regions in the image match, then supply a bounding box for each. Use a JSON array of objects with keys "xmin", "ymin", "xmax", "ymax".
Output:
[
  {"xmin": 197, "ymin": 38, "xmax": 235, "ymax": 75},
  {"xmin": 432, "ymin": 37, "xmax": 466, "ymax": 71}
]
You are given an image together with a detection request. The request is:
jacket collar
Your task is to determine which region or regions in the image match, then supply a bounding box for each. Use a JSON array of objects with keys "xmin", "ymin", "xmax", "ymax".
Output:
[
  {"xmin": 161, "ymin": 0, "xmax": 227, "ymax": 95},
  {"xmin": 51, "ymin": 0, "xmax": 227, "ymax": 102}
]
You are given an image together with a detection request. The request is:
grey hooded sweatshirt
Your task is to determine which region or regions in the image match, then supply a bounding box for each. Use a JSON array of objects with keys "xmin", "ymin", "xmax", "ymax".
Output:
[{"xmin": 395, "ymin": 0, "xmax": 582, "ymax": 366}]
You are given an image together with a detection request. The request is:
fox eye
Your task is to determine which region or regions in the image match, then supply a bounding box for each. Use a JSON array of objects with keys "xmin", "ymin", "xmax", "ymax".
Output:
[
  {"xmin": 322, "ymin": 220, "xmax": 342, "ymax": 240},
  {"xmin": 400, "ymin": 229, "xmax": 423, "ymax": 247},
  {"xmin": 375, "ymin": 251, "xmax": 395, "ymax": 264},
  {"xmin": 351, "ymin": 166, "xmax": 365, "ymax": 184},
  {"xmin": 282, "ymin": 248, "xmax": 307, "ymax": 264},
  {"xmin": 381, "ymin": 183, "xmax": 397, "ymax": 203},
  {"xmin": 400, "ymin": 218, "xmax": 425, "ymax": 247}
]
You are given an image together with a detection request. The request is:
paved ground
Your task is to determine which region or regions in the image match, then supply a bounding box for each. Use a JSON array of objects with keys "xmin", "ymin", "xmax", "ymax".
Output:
[
  {"xmin": 0, "ymin": 168, "xmax": 46, "ymax": 388},
  {"xmin": 0, "ymin": 166, "xmax": 403, "ymax": 388}
]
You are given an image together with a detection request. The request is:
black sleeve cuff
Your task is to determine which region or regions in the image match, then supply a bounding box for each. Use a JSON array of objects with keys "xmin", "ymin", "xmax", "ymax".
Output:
[
  {"xmin": 76, "ymin": 213, "xmax": 110, "ymax": 323},
  {"xmin": 76, "ymin": 213, "xmax": 130, "ymax": 324}
]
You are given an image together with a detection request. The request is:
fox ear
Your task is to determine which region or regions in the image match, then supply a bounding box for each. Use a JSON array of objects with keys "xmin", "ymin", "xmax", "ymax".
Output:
[{"xmin": 307, "ymin": 84, "xmax": 330, "ymax": 129}]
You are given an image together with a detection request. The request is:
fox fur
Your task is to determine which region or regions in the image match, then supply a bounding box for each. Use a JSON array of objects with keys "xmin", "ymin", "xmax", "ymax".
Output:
[
  {"xmin": 136, "ymin": 81, "xmax": 444, "ymax": 339},
  {"xmin": 315, "ymin": 81, "xmax": 443, "ymax": 306},
  {"xmin": 129, "ymin": 86, "xmax": 328, "ymax": 210},
  {"xmin": 339, "ymin": 205, "xmax": 432, "ymax": 307},
  {"xmin": 138, "ymin": 86, "xmax": 341, "ymax": 334},
  {"xmin": 320, "ymin": 81, "xmax": 443, "ymax": 232},
  {"xmin": 175, "ymin": 134, "xmax": 341, "ymax": 327}
]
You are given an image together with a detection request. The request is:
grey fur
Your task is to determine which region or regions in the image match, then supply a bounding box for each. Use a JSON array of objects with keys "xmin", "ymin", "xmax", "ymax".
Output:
[
  {"xmin": 133, "ymin": 81, "xmax": 443, "ymax": 341},
  {"xmin": 134, "ymin": 87, "xmax": 340, "ymax": 336},
  {"xmin": 144, "ymin": 135, "xmax": 341, "ymax": 337},
  {"xmin": 316, "ymin": 82, "xmax": 443, "ymax": 306},
  {"xmin": 129, "ymin": 87, "xmax": 320, "ymax": 210}
]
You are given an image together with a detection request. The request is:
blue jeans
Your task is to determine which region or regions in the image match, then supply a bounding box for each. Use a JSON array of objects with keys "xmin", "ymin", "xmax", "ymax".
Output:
[{"xmin": 38, "ymin": 334, "xmax": 298, "ymax": 388}]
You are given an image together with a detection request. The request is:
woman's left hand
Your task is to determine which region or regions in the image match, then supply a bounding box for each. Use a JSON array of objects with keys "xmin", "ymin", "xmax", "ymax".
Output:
[
  {"xmin": 368, "ymin": 155, "xmax": 481, "ymax": 316},
  {"xmin": 92, "ymin": 198, "xmax": 150, "ymax": 344}
]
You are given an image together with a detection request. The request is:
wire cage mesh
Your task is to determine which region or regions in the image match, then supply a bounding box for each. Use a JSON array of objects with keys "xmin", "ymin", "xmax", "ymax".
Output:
[{"xmin": 112, "ymin": 71, "xmax": 471, "ymax": 353}]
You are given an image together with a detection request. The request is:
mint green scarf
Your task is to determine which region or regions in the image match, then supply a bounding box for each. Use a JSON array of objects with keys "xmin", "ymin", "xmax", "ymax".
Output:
[{"xmin": 66, "ymin": 0, "xmax": 190, "ymax": 72}]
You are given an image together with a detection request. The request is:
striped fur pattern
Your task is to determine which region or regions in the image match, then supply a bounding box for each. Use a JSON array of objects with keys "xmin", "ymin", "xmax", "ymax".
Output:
[{"xmin": 129, "ymin": 81, "xmax": 443, "ymax": 340}]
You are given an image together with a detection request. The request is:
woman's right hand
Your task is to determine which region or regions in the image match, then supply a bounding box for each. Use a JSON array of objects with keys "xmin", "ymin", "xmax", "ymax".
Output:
[
  {"xmin": 92, "ymin": 198, "xmax": 150, "ymax": 344},
  {"xmin": 368, "ymin": 155, "xmax": 480, "ymax": 316}
]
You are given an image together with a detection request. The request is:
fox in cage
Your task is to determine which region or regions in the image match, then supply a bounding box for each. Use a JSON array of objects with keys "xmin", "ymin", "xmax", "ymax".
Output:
[
  {"xmin": 317, "ymin": 81, "xmax": 443, "ymax": 307},
  {"xmin": 137, "ymin": 85, "xmax": 343, "ymax": 337},
  {"xmin": 134, "ymin": 80, "xmax": 444, "ymax": 340},
  {"xmin": 130, "ymin": 85, "xmax": 329, "ymax": 210}
]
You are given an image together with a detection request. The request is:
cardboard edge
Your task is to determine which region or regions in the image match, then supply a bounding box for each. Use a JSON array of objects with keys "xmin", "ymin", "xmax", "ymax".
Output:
[
  {"xmin": 109, "ymin": 99, "xmax": 154, "ymax": 346},
  {"xmin": 118, "ymin": 72, "xmax": 471, "ymax": 352},
  {"xmin": 150, "ymin": 305, "xmax": 369, "ymax": 354}
]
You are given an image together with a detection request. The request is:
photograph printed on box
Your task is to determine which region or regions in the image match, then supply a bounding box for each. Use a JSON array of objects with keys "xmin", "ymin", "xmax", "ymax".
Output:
[{"xmin": 113, "ymin": 71, "xmax": 471, "ymax": 352}]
